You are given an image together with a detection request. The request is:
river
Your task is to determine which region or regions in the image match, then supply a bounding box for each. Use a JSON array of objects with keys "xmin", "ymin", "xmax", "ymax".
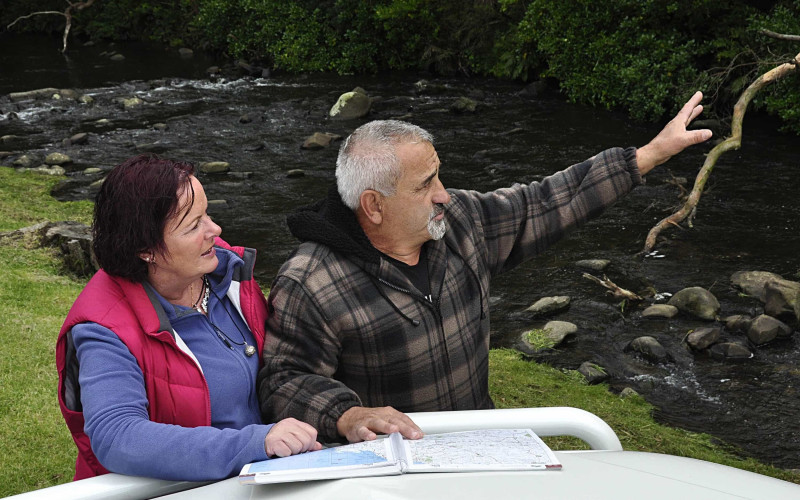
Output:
[{"xmin": 2, "ymin": 33, "xmax": 799, "ymax": 469}]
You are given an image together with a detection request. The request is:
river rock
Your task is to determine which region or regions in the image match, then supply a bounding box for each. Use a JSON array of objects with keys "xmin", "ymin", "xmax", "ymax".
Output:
[
  {"xmin": 78, "ymin": 95, "xmax": 94, "ymax": 105},
  {"xmin": 414, "ymin": 79, "xmax": 448, "ymax": 94},
  {"xmin": 575, "ymin": 259, "xmax": 610, "ymax": 271},
  {"xmin": 89, "ymin": 178, "xmax": 105, "ymax": 189},
  {"xmin": 730, "ymin": 270, "xmax": 784, "ymax": 300},
  {"xmin": 153, "ymin": 123, "xmax": 168, "ymax": 131},
  {"xmin": 8, "ymin": 88, "xmax": 59, "ymax": 102},
  {"xmin": 199, "ymin": 161, "xmax": 230, "ymax": 174},
  {"xmin": 642, "ymin": 304, "xmax": 679, "ymax": 319},
  {"xmin": 709, "ymin": 342, "xmax": 753, "ymax": 361},
  {"xmin": 83, "ymin": 167, "xmax": 103, "ymax": 175},
  {"xmin": 667, "ymin": 286, "xmax": 720, "ymax": 320},
  {"xmin": 207, "ymin": 199, "xmax": 228, "ymax": 209},
  {"xmin": 542, "ymin": 320, "xmax": 578, "ymax": 345},
  {"xmin": 178, "ymin": 48, "xmax": 194, "ymax": 59},
  {"xmin": 110, "ymin": 53, "xmax": 126, "ymax": 61},
  {"xmin": 30, "ymin": 165, "xmax": 66, "ymax": 176},
  {"xmin": 45, "ymin": 152, "xmax": 72, "ymax": 165},
  {"xmin": 12, "ymin": 154, "xmax": 38, "ymax": 168},
  {"xmin": 94, "ymin": 118, "xmax": 112, "ymax": 127},
  {"xmin": 0, "ymin": 151, "xmax": 12, "ymax": 159},
  {"xmin": 329, "ymin": 89, "xmax": 371, "ymax": 120},
  {"xmin": 302, "ymin": 132, "xmax": 342, "ymax": 150},
  {"xmin": 525, "ymin": 296, "xmax": 570, "ymax": 316},
  {"xmin": 763, "ymin": 279, "xmax": 800, "ymax": 325},
  {"xmin": 686, "ymin": 327, "xmax": 720, "ymax": 350},
  {"xmin": 67, "ymin": 133, "xmax": 89, "ymax": 145},
  {"xmin": 747, "ymin": 314, "xmax": 792, "ymax": 345},
  {"xmin": 619, "ymin": 387, "xmax": 640, "ymax": 399},
  {"xmin": 238, "ymin": 114, "xmax": 253, "ymax": 124},
  {"xmin": 286, "ymin": 169, "xmax": 305, "ymax": 178},
  {"xmin": 724, "ymin": 314, "xmax": 752, "ymax": 333},
  {"xmin": 625, "ymin": 336, "xmax": 668, "ymax": 363},
  {"xmin": 121, "ymin": 97, "xmax": 144, "ymax": 110},
  {"xmin": 450, "ymin": 97, "xmax": 478, "ymax": 113},
  {"xmin": 58, "ymin": 89, "xmax": 81, "ymax": 100},
  {"xmin": 578, "ymin": 361, "xmax": 609, "ymax": 384}
]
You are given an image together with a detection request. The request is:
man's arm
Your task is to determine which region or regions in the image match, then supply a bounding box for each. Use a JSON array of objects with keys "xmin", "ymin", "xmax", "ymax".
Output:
[{"xmin": 636, "ymin": 91, "xmax": 712, "ymax": 175}]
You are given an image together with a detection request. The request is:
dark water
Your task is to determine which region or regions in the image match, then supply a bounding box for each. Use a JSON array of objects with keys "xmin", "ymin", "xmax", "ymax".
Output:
[{"xmin": 3, "ymin": 34, "xmax": 800, "ymax": 469}]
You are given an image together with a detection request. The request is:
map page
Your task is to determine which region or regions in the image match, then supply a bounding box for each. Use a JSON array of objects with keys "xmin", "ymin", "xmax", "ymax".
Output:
[{"xmin": 401, "ymin": 429, "xmax": 562, "ymax": 472}]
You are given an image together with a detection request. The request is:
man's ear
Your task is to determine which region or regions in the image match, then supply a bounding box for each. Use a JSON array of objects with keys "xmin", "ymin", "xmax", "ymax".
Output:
[{"xmin": 359, "ymin": 190, "xmax": 384, "ymax": 225}]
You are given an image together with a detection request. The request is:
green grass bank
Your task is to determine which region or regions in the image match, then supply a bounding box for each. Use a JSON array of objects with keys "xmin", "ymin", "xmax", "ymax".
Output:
[{"xmin": 0, "ymin": 165, "xmax": 797, "ymax": 496}]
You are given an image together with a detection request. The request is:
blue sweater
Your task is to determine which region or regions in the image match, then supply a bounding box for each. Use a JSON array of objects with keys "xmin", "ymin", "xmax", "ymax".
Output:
[{"xmin": 73, "ymin": 249, "xmax": 272, "ymax": 480}]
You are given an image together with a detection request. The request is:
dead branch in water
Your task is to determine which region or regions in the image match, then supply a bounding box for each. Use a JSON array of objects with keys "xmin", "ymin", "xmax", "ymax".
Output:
[
  {"xmin": 582, "ymin": 273, "xmax": 643, "ymax": 301},
  {"xmin": 7, "ymin": 0, "xmax": 98, "ymax": 54}
]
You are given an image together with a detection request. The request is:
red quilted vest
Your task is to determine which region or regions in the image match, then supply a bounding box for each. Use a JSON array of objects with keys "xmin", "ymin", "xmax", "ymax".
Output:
[{"xmin": 56, "ymin": 239, "xmax": 268, "ymax": 480}]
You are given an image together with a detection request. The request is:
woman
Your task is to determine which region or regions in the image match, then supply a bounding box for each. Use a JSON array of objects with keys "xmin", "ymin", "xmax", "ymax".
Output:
[{"xmin": 56, "ymin": 154, "xmax": 321, "ymax": 481}]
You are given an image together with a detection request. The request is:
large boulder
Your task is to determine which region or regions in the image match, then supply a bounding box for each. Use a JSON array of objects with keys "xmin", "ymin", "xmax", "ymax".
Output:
[
  {"xmin": 763, "ymin": 279, "xmax": 800, "ymax": 325},
  {"xmin": 730, "ymin": 270, "xmax": 783, "ymax": 300},
  {"xmin": 667, "ymin": 286, "xmax": 720, "ymax": 321},
  {"xmin": 747, "ymin": 314, "xmax": 793, "ymax": 345},
  {"xmin": 329, "ymin": 89, "xmax": 371, "ymax": 120}
]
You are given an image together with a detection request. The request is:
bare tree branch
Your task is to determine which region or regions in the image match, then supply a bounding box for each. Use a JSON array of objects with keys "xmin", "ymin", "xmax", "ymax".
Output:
[
  {"xmin": 6, "ymin": 0, "xmax": 98, "ymax": 53},
  {"xmin": 643, "ymin": 49, "xmax": 800, "ymax": 253},
  {"xmin": 582, "ymin": 273, "xmax": 643, "ymax": 301},
  {"xmin": 760, "ymin": 29, "xmax": 800, "ymax": 42}
]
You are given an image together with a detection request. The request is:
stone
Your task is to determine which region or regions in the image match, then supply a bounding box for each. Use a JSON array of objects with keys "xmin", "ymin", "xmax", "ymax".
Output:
[
  {"xmin": 94, "ymin": 118, "xmax": 112, "ymax": 126},
  {"xmin": 199, "ymin": 161, "xmax": 230, "ymax": 174},
  {"xmin": 450, "ymin": 97, "xmax": 478, "ymax": 113},
  {"xmin": 578, "ymin": 361, "xmax": 608, "ymax": 384},
  {"xmin": 30, "ymin": 165, "xmax": 66, "ymax": 176},
  {"xmin": 12, "ymin": 154, "xmax": 37, "ymax": 168},
  {"xmin": 542, "ymin": 320, "xmax": 578, "ymax": 346},
  {"xmin": 238, "ymin": 114, "xmax": 253, "ymax": 124},
  {"xmin": 625, "ymin": 336, "xmax": 668, "ymax": 363},
  {"xmin": 730, "ymin": 270, "xmax": 784, "ymax": 300},
  {"xmin": 153, "ymin": 123, "xmax": 168, "ymax": 131},
  {"xmin": 89, "ymin": 178, "xmax": 106, "ymax": 189},
  {"xmin": 525, "ymin": 296, "xmax": 571, "ymax": 316},
  {"xmin": 207, "ymin": 199, "xmax": 229, "ymax": 209},
  {"xmin": 709, "ymin": 342, "xmax": 753, "ymax": 361},
  {"xmin": 686, "ymin": 327, "xmax": 720, "ymax": 350},
  {"xmin": 41, "ymin": 221, "xmax": 98, "ymax": 276},
  {"xmin": 110, "ymin": 53, "xmax": 126, "ymax": 61},
  {"xmin": 0, "ymin": 151, "xmax": 12, "ymax": 159},
  {"xmin": 178, "ymin": 47, "xmax": 194, "ymax": 59},
  {"xmin": 45, "ymin": 152, "xmax": 72, "ymax": 165},
  {"xmin": 329, "ymin": 90, "xmax": 371, "ymax": 120},
  {"xmin": 206, "ymin": 66, "xmax": 221, "ymax": 75},
  {"xmin": 642, "ymin": 304, "xmax": 679, "ymax": 319},
  {"xmin": 286, "ymin": 169, "xmax": 305, "ymax": 178},
  {"xmin": 59, "ymin": 89, "xmax": 80, "ymax": 100},
  {"xmin": 747, "ymin": 314, "xmax": 792, "ymax": 345},
  {"xmin": 724, "ymin": 314, "xmax": 752, "ymax": 333},
  {"xmin": 83, "ymin": 167, "xmax": 103, "ymax": 175},
  {"xmin": 1, "ymin": 135, "xmax": 20, "ymax": 145},
  {"xmin": 619, "ymin": 387, "xmax": 640, "ymax": 399},
  {"xmin": 763, "ymin": 279, "xmax": 800, "ymax": 325},
  {"xmin": 8, "ymin": 88, "xmax": 59, "ymax": 102},
  {"xmin": 667, "ymin": 286, "xmax": 720, "ymax": 321},
  {"xmin": 302, "ymin": 132, "xmax": 342, "ymax": 150},
  {"xmin": 78, "ymin": 95, "xmax": 94, "ymax": 105},
  {"xmin": 575, "ymin": 259, "xmax": 611, "ymax": 271},
  {"xmin": 69, "ymin": 132, "xmax": 89, "ymax": 145},
  {"xmin": 121, "ymin": 97, "xmax": 144, "ymax": 110}
]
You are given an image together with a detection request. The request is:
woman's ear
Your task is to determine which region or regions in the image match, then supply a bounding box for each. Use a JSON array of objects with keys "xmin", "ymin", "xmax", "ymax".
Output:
[
  {"xmin": 137, "ymin": 251, "xmax": 155, "ymax": 264},
  {"xmin": 359, "ymin": 190, "xmax": 384, "ymax": 225}
]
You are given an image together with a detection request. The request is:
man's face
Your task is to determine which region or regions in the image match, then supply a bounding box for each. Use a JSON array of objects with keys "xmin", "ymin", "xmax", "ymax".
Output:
[{"xmin": 380, "ymin": 141, "xmax": 451, "ymax": 246}]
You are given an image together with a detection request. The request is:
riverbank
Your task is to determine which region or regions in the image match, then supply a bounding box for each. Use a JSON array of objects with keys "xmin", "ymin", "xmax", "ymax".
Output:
[{"xmin": 1, "ymin": 165, "xmax": 797, "ymax": 496}]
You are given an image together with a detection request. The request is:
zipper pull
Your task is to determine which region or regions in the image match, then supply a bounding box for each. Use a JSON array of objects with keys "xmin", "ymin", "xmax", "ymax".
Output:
[{"xmin": 216, "ymin": 331, "xmax": 233, "ymax": 349}]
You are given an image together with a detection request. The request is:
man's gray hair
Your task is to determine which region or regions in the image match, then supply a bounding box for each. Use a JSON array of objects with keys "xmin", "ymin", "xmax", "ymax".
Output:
[{"xmin": 336, "ymin": 120, "xmax": 434, "ymax": 210}]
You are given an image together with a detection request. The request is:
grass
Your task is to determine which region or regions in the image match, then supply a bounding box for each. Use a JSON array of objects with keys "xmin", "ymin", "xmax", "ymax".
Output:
[{"xmin": 0, "ymin": 165, "xmax": 798, "ymax": 496}]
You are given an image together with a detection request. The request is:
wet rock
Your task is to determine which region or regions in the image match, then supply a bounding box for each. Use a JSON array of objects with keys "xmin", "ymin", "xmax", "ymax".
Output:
[
  {"xmin": 642, "ymin": 304, "xmax": 679, "ymax": 319},
  {"xmin": 45, "ymin": 152, "xmax": 72, "ymax": 165},
  {"xmin": 763, "ymin": 279, "xmax": 800, "ymax": 325},
  {"xmin": 178, "ymin": 48, "xmax": 194, "ymax": 59},
  {"xmin": 329, "ymin": 89, "xmax": 371, "ymax": 120},
  {"xmin": 414, "ymin": 80, "xmax": 448, "ymax": 94},
  {"xmin": 89, "ymin": 178, "xmax": 105, "ymax": 189},
  {"xmin": 93, "ymin": 118, "xmax": 112, "ymax": 127},
  {"xmin": 12, "ymin": 154, "xmax": 38, "ymax": 168},
  {"xmin": 120, "ymin": 97, "xmax": 144, "ymax": 110},
  {"xmin": 731, "ymin": 270, "xmax": 783, "ymax": 300},
  {"xmin": 153, "ymin": 123, "xmax": 168, "ymax": 131},
  {"xmin": 78, "ymin": 95, "xmax": 94, "ymax": 105},
  {"xmin": 1, "ymin": 135, "xmax": 20, "ymax": 146},
  {"xmin": 206, "ymin": 66, "xmax": 221, "ymax": 75},
  {"xmin": 709, "ymin": 342, "xmax": 753, "ymax": 361},
  {"xmin": 724, "ymin": 314, "xmax": 752, "ymax": 334},
  {"xmin": 519, "ymin": 323, "xmax": 574, "ymax": 353},
  {"xmin": 686, "ymin": 327, "xmax": 720, "ymax": 350},
  {"xmin": 667, "ymin": 286, "xmax": 720, "ymax": 321},
  {"xmin": 110, "ymin": 53, "xmax": 126, "ymax": 61},
  {"xmin": 575, "ymin": 259, "xmax": 610, "ymax": 271},
  {"xmin": 450, "ymin": 97, "xmax": 478, "ymax": 114},
  {"xmin": 67, "ymin": 132, "xmax": 89, "ymax": 145},
  {"xmin": 0, "ymin": 151, "xmax": 12, "ymax": 160},
  {"xmin": 542, "ymin": 320, "xmax": 578, "ymax": 345},
  {"xmin": 207, "ymin": 199, "xmax": 228, "ymax": 209},
  {"xmin": 524, "ymin": 296, "xmax": 570, "ymax": 316},
  {"xmin": 8, "ymin": 88, "xmax": 59, "ymax": 102},
  {"xmin": 58, "ymin": 89, "xmax": 81, "ymax": 100},
  {"xmin": 199, "ymin": 161, "xmax": 230, "ymax": 174},
  {"xmin": 83, "ymin": 167, "xmax": 103, "ymax": 175},
  {"xmin": 578, "ymin": 361, "xmax": 608, "ymax": 384},
  {"xmin": 29, "ymin": 165, "xmax": 66, "ymax": 176},
  {"xmin": 747, "ymin": 314, "xmax": 792, "ymax": 345},
  {"xmin": 625, "ymin": 336, "xmax": 668, "ymax": 363},
  {"xmin": 286, "ymin": 169, "xmax": 305, "ymax": 178},
  {"xmin": 619, "ymin": 387, "xmax": 640, "ymax": 399},
  {"xmin": 302, "ymin": 132, "xmax": 342, "ymax": 150},
  {"xmin": 238, "ymin": 114, "xmax": 252, "ymax": 124}
]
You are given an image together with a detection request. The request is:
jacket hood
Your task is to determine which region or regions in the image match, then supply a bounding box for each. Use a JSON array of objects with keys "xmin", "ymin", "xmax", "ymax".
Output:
[{"xmin": 286, "ymin": 185, "xmax": 382, "ymax": 264}]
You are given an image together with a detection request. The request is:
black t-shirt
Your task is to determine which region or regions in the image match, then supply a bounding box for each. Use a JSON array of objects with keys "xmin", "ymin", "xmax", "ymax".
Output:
[{"xmin": 383, "ymin": 246, "xmax": 432, "ymax": 302}]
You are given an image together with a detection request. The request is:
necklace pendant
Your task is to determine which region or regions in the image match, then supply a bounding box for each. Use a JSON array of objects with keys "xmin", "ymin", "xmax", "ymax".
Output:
[{"xmin": 244, "ymin": 344, "xmax": 257, "ymax": 357}]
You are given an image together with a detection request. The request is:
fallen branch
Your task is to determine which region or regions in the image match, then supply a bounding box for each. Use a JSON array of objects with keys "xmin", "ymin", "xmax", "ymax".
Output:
[
  {"xmin": 6, "ymin": 0, "xmax": 97, "ymax": 54},
  {"xmin": 643, "ymin": 44, "xmax": 800, "ymax": 253},
  {"xmin": 582, "ymin": 273, "xmax": 643, "ymax": 301}
]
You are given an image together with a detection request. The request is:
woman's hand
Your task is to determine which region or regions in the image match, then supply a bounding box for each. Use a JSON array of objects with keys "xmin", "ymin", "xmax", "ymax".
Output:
[{"xmin": 264, "ymin": 418, "xmax": 323, "ymax": 458}]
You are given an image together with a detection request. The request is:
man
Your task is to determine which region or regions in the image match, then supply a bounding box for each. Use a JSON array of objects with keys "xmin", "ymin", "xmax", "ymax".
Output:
[{"xmin": 258, "ymin": 91, "xmax": 712, "ymax": 443}]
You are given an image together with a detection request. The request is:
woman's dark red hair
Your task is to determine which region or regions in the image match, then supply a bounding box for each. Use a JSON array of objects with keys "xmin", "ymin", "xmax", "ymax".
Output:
[{"xmin": 92, "ymin": 154, "xmax": 195, "ymax": 282}]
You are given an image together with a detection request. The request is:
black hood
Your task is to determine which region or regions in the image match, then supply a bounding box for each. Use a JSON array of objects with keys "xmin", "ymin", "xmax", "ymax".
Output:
[{"xmin": 286, "ymin": 185, "xmax": 382, "ymax": 264}]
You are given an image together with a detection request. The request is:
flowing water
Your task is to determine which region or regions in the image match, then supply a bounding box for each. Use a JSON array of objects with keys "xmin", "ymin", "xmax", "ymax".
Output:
[{"xmin": 2, "ymin": 34, "xmax": 799, "ymax": 468}]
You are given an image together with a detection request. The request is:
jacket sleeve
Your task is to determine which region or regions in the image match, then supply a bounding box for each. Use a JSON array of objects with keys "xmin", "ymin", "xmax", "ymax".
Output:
[
  {"xmin": 72, "ymin": 322, "xmax": 272, "ymax": 481},
  {"xmin": 258, "ymin": 275, "xmax": 361, "ymax": 442},
  {"xmin": 454, "ymin": 146, "xmax": 641, "ymax": 277}
]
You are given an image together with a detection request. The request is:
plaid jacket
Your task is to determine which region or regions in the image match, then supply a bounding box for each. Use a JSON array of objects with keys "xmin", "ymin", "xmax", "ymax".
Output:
[{"xmin": 258, "ymin": 147, "xmax": 641, "ymax": 441}]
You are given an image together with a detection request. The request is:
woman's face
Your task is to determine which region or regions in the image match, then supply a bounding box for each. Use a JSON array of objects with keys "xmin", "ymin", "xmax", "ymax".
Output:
[{"xmin": 151, "ymin": 175, "xmax": 221, "ymax": 284}]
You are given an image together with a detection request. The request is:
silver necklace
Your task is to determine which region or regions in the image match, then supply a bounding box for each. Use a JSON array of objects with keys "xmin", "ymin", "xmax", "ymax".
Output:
[{"xmin": 202, "ymin": 275, "xmax": 257, "ymax": 357}]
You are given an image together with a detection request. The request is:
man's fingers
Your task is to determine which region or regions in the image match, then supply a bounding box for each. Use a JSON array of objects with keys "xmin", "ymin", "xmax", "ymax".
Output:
[
  {"xmin": 679, "ymin": 91, "xmax": 704, "ymax": 120},
  {"xmin": 689, "ymin": 128, "xmax": 713, "ymax": 145},
  {"xmin": 686, "ymin": 104, "xmax": 704, "ymax": 125}
]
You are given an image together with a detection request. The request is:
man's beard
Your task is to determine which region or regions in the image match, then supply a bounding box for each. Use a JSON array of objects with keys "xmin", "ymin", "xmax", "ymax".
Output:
[{"xmin": 427, "ymin": 204, "xmax": 447, "ymax": 240}]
